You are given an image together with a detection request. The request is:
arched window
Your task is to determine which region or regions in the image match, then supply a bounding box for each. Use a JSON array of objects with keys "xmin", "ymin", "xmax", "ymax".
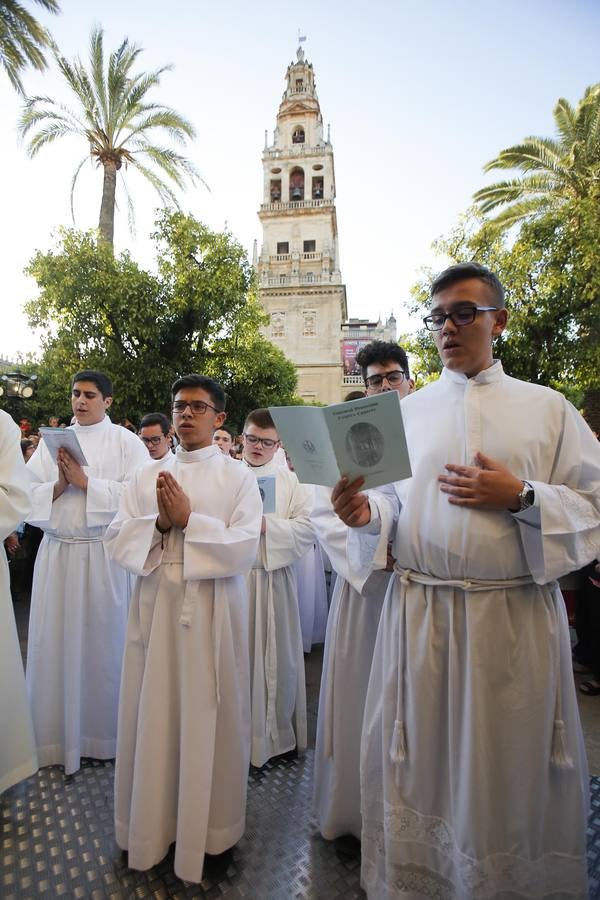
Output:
[
  {"xmin": 289, "ymin": 167, "xmax": 305, "ymax": 201},
  {"xmin": 292, "ymin": 126, "xmax": 305, "ymax": 144}
]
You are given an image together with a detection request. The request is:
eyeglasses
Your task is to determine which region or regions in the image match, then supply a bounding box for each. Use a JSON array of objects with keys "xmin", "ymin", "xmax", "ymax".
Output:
[
  {"xmin": 365, "ymin": 370, "xmax": 407, "ymax": 389},
  {"xmin": 243, "ymin": 433, "xmax": 279, "ymax": 449},
  {"xmin": 423, "ymin": 305, "xmax": 498, "ymax": 331},
  {"xmin": 141, "ymin": 435, "xmax": 166, "ymax": 446},
  {"xmin": 172, "ymin": 400, "xmax": 220, "ymax": 416}
]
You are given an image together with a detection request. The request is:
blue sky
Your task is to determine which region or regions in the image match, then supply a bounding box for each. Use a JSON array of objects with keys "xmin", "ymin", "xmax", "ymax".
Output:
[{"xmin": 2, "ymin": 0, "xmax": 599, "ymax": 357}]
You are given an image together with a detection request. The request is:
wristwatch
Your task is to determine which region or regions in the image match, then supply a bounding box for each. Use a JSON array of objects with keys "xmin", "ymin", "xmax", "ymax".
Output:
[{"xmin": 518, "ymin": 480, "xmax": 535, "ymax": 511}]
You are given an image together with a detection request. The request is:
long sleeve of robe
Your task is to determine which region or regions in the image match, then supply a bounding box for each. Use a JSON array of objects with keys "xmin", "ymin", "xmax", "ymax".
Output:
[
  {"xmin": 24, "ymin": 416, "xmax": 149, "ymax": 774},
  {"xmin": 104, "ymin": 445, "xmax": 262, "ymax": 884},
  {"xmin": 0, "ymin": 410, "xmax": 37, "ymax": 793},
  {"xmin": 348, "ymin": 363, "xmax": 599, "ymax": 899}
]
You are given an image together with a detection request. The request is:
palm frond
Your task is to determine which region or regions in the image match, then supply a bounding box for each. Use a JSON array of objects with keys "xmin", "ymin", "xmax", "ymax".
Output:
[
  {"xmin": 70, "ymin": 154, "xmax": 89, "ymax": 222},
  {"xmin": 118, "ymin": 170, "xmax": 137, "ymax": 237},
  {"xmin": 482, "ymin": 197, "xmax": 554, "ymax": 231},
  {"xmin": 89, "ymin": 26, "xmax": 108, "ymax": 129},
  {"xmin": 128, "ymin": 158, "xmax": 179, "ymax": 207},
  {"xmin": 482, "ymin": 138, "xmax": 567, "ymax": 176},
  {"xmin": 474, "ymin": 174, "xmax": 563, "ymax": 213},
  {"xmin": 0, "ymin": 0, "xmax": 57, "ymax": 93}
]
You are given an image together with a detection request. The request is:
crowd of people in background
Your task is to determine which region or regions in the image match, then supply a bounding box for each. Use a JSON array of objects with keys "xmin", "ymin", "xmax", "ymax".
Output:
[{"xmin": 2, "ymin": 262, "xmax": 600, "ymax": 899}]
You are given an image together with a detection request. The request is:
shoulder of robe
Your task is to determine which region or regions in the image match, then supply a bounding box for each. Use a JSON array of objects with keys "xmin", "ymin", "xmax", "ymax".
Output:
[{"xmin": 502, "ymin": 374, "xmax": 567, "ymax": 409}]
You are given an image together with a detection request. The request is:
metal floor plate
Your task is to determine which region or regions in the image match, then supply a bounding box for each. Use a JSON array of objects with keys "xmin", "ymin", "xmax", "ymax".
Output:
[{"xmin": 2, "ymin": 756, "xmax": 600, "ymax": 899}]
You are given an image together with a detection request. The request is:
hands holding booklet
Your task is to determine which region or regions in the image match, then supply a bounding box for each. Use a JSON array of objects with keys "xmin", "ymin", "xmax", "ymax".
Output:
[{"xmin": 269, "ymin": 391, "xmax": 411, "ymax": 490}]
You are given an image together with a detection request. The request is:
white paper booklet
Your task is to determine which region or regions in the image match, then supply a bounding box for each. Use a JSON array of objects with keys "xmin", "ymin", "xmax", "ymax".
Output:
[
  {"xmin": 257, "ymin": 475, "xmax": 277, "ymax": 514},
  {"xmin": 269, "ymin": 391, "xmax": 411, "ymax": 490},
  {"xmin": 39, "ymin": 427, "xmax": 89, "ymax": 467}
]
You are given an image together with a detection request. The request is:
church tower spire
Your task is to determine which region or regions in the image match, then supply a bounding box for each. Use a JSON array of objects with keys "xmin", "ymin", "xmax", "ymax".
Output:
[{"xmin": 257, "ymin": 47, "xmax": 347, "ymax": 405}]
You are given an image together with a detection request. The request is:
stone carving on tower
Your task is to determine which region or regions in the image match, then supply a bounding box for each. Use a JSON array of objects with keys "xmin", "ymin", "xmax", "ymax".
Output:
[{"xmin": 257, "ymin": 47, "xmax": 348, "ymax": 405}]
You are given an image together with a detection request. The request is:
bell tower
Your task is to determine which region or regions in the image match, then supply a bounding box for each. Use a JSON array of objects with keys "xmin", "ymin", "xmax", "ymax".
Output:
[{"xmin": 257, "ymin": 45, "xmax": 347, "ymax": 405}]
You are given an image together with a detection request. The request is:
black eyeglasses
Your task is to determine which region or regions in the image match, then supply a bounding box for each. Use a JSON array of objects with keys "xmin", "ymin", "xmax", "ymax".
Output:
[
  {"xmin": 365, "ymin": 370, "xmax": 407, "ymax": 389},
  {"xmin": 141, "ymin": 435, "xmax": 166, "ymax": 446},
  {"xmin": 423, "ymin": 305, "xmax": 498, "ymax": 331},
  {"xmin": 243, "ymin": 433, "xmax": 279, "ymax": 449},
  {"xmin": 172, "ymin": 400, "xmax": 220, "ymax": 416}
]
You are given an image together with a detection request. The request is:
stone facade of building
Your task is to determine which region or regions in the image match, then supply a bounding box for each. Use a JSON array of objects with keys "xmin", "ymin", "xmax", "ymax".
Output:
[{"xmin": 257, "ymin": 46, "xmax": 348, "ymax": 405}]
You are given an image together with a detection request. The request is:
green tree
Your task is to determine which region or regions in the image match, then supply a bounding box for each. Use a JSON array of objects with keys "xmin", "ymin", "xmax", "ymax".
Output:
[
  {"xmin": 21, "ymin": 211, "xmax": 299, "ymax": 424},
  {"xmin": 19, "ymin": 26, "xmax": 200, "ymax": 245},
  {"xmin": 0, "ymin": 0, "xmax": 59, "ymax": 94},
  {"xmin": 408, "ymin": 200, "xmax": 600, "ymax": 408},
  {"xmin": 473, "ymin": 84, "xmax": 600, "ymax": 232}
]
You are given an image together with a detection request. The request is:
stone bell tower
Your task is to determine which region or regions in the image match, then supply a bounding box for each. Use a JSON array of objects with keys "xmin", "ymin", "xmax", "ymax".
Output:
[{"xmin": 257, "ymin": 45, "xmax": 347, "ymax": 405}]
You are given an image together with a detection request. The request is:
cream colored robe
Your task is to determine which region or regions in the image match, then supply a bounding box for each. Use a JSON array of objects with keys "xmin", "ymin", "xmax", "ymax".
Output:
[{"xmin": 105, "ymin": 445, "xmax": 262, "ymax": 883}]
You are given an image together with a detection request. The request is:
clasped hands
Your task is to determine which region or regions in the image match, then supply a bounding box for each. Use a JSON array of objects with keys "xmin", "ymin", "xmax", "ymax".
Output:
[
  {"xmin": 156, "ymin": 470, "xmax": 191, "ymax": 532},
  {"xmin": 331, "ymin": 450, "xmax": 524, "ymax": 528},
  {"xmin": 54, "ymin": 448, "xmax": 88, "ymax": 497}
]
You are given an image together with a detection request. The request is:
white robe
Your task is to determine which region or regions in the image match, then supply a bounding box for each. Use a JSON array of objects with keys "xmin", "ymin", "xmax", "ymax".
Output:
[
  {"xmin": 350, "ymin": 363, "xmax": 599, "ymax": 899},
  {"xmin": 295, "ymin": 537, "xmax": 329, "ymax": 652},
  {"xmin": 0, "ymin": 410, "xmax": 37, "ymax": 793},
  {"xmin": 105, "ymin": 445, "xmax": 262, "ymax": 883},
  {"xmin": 311, "ymin": 486, "xmax": 388, "ymax": 839},
  {"xmin": 244, "ymin": 459, "xmax": 315, "ymax": 767},
  {"xmin": 25, "ymin": 416, "xmax": 148, "ymax": 774}
]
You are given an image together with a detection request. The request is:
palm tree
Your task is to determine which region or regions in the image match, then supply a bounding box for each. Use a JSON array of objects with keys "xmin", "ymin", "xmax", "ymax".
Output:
[
  {"xmin": 19, "ymin": 26, "xmax": 202, "ymax": 245},
  {"xmin": 0, "ymin": 0, "xmax": 59, "ymax": 94},
  {"xmin": 473, "ymin": 84, "xmax": 600, "ymax": 231}
]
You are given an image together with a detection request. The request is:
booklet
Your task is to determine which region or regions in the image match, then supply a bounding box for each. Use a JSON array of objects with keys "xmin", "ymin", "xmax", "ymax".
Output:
[
  {"xmin": 269, "ymin": 391, "xmax": 411, "ymax": 490},
  {"xmin": 257, "ymin": 475, "xmax": 277, "ymax": 513},
  {"xmin": 39, "ymin": 427, "xmax": 89, "ymax": 467}
]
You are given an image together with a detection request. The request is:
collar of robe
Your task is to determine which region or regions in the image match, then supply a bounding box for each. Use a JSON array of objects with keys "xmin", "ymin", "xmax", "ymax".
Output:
[
  {"xmin": 175, "ymin": 444, "xmax": 221, "ymax": 464},
  {"xmin": 441, "ymin": 359, "xmax": 504, "ymax": 386},
  {"xmin": 242, "ymin": 458, "xmax": 278, "ymax": 475},
  {"xmin": 71, "ymin": 414, "xmax": 111, "ymax": 432}
]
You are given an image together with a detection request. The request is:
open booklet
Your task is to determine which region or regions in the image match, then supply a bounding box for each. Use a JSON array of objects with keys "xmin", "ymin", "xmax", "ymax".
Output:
[
  {"xmin": 269, "ymin": 391, "xmax": 411, "ymax": 490},
  {"xmin": 256, "ymin": 475, "xmax": 276, "ymax": 514},
  {"xmin": 39, "ymin": 427, "xmax": 88, "ymax": 467}
]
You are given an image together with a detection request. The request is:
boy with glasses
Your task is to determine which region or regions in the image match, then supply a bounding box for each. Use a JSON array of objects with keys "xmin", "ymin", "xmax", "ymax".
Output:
[
  {"xmin": 139, "ymin": 412, "xmax": 172, "ymax": 460},
  {"xmin": 332, "ymin": 262, "xmax": 600, "ymax": 898},
  {"xmin": 105, "ymin": 375, "xmax": 262, "ymax": 883},
  {"xmin": 242, "ymin": 409, "xmax": 314, "ymax": 767},
  {"xmin": 355, "ymin": 340, "xmax": 414, "ymax": 396}
]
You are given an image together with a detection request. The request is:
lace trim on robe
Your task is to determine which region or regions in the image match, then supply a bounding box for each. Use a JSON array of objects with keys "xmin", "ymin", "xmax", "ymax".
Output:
[{"xmin": 362, "ymin": 803, "xmax": 587, "ymax": 899}]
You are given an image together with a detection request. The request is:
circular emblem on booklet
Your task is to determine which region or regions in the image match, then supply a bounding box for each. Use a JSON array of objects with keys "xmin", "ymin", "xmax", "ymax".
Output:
[
  {"xmin": 303, "ymin": 440, "xmax": 316, "ymax": 453},
  {"xmin": 346, "ymin": 422, "xmax": 384, "ymax": 467}
]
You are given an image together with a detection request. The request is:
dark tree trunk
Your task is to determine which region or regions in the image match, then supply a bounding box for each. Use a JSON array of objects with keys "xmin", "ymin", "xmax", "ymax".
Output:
[{"xmin": 99, "ymin": 161, "xmax": 117, "ymax": 245}]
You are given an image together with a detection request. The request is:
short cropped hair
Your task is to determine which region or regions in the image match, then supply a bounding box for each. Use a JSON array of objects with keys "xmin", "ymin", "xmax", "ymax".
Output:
[
  {"xmin": 355, "ymin": 341, "xmax": 410, "ymax": 383},
  {"xmin": 214, "ymin": 424, "xmax": 235, "ymax": 439},
  {"xmin": 171, "ymin": 374, "xmax": 226, "ymax": 412},
  {"xmin": 140, "ymin": 412, "xmax": 170, "ymax": 434},
  {"xmin": 344, "ymin": 390, "xmax": 366, "ymax": 401},
  {"xmin": 244, "ymin": 408, "xmax": 276, "ymax": 431},
  {"xmin": 71, "ymin": 370, "xmax": 113, "ymax": 398},
  {"xmin": 430, "ymin": 262, "xmax": 505, "ymax": 308}
]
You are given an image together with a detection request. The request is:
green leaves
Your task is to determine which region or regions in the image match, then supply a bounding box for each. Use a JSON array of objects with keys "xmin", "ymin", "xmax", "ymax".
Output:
[{"xmin": 20, "ymin": 212, "xmax": 298, "ymax": 426}]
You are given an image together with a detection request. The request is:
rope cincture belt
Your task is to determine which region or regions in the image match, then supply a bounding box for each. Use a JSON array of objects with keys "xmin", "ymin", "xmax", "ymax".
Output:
[
  {"xmin": 47, "ymin": 534, "xmax": 104, "ymax": 543},
  {"xmin": 160, "ymin": 549, "xmax": 224, "ymax": 706},
  {"xmin": 388, "ymin": 566, "xmax": 572, "ymax": 781}
]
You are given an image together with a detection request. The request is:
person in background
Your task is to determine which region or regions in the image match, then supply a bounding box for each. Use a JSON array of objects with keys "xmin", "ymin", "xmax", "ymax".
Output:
[
  {"xmin": 25, "ymin": 370, "xmax": 149, "ymax": 775},
  {"xmin": 139, "ymin": 413, "xmax": 172, "ymax": 461},
  {"xmin": 242, "ymin": 408, "xmax": 314, "ymax": 767},
  {"xmin": 212, "ymin": 424, "xmax": 235, "ymax": 456},
  {"xmin": 48, "ymin": 416, "xmax": 60, "ymax": 428}
]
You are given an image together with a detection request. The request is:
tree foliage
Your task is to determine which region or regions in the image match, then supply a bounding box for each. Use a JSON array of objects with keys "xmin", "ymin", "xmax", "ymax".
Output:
[
  {"xmin": 17, "ymin": 211, "xmax": 299, "ymax": 428},
  {"xmin": 0, "ymin": 0, "xmax": 59, "ymax": 95},
  {"xmin": 473, "ymin": 84, "xmax": 600, "ymax": 232},
  {"xmin": 19, "ymin": 26, "xmax": 201, "ymax": 244},
  {"xmin": 408, "ymin": 198, "xmax": 600, "ymax": 416}
]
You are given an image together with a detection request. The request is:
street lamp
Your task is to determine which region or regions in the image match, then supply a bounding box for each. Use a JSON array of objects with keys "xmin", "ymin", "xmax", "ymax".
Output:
[{"xmin": 0, "ymin": 372, "xmax": 38, "ymax": 399}]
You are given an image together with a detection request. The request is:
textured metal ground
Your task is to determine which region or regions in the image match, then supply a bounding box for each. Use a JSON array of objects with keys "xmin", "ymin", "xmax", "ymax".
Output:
[
  {"xmin": 2, "ymin": 757, "xmax": 600, "ymax": 899},
  {"xmin": 0, "ymin": 751, "xmax": 364, "ymax": 900}
]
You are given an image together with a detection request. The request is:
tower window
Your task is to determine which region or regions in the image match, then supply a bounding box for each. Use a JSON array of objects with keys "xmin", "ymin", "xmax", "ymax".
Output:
[
  {"xmin": 270, "ymin": 179, "xmax": 281, "ymax": 201},
  {"xmin": 312, "ymin": 177, "xmax": 324, "ymax": 199},
  {"xmin": 295, "ymin": 78, "xmax": 304, "ymax": 91},
  {"xmin": 303, "ymin": 240, "xmax": 316, "ymax": 253},
  {"xmin": 292, "ymin": 126, "xmax": 305, "ymax": 144},
  {"xmin": 277, "ymin": 241, "xmax": 289, "ymax": 255},
  {"xmin": 305, "ymin": 272, "xmax": 314, "ymax": 283},
  {"xmin": 289, "ymin": 167, "xmax": 305, "ymax": 201},
  {"xmin": 303, "ymin": 309, "xmax": 317, "ymax": 336},
  {"xmin": 271, "ymin": 311, "xmax": 286, "ymax": 337}
]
